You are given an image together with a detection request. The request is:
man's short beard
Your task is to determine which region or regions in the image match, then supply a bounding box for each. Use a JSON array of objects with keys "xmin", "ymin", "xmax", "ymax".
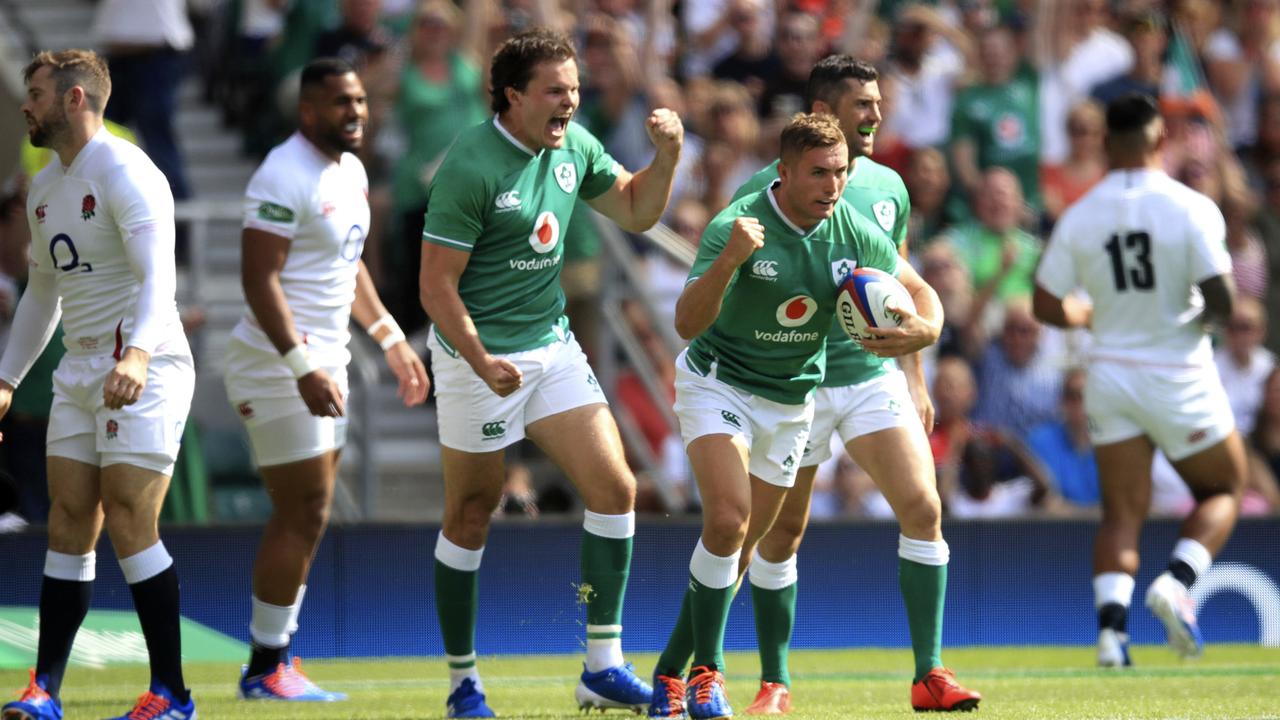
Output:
[{"xmin": 29, "ymin": 109, "xmax": 69, "ymax": 149}]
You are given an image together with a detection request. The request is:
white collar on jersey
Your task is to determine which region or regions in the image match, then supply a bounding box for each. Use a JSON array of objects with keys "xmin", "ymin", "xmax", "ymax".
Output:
[
  {"xmin": 294, "ymin": 131, "xmax": 342, "ymax": 166},
  {"xmin": 60, "ymin": 125, "xmax": 110, "ymax": 174},
  {"xmin": 766, "ymin": 180, "xmax": 825, "ymax": 237},
  {"xmin": 492, "ymin": 114, "xmax": 539, "ymax": 157}
]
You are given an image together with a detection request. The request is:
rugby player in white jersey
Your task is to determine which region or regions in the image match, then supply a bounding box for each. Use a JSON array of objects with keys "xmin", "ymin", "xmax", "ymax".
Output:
[
  {"xmin": 224, "ymin": 58, "xmax": 428, "ymax": 701},
  {"xmin": 1034, "ymin": 93, "xmax": 1246, "ymax": 667},
  {"xmin": 0, "ymin": 49, "xmax": 197, "ymax": 720}
]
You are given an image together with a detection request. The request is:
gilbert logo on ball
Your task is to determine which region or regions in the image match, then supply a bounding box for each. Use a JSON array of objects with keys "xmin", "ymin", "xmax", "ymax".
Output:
[
  {"xmin": 776, "ymin": 295, "xmax": 817, "ymax": 327},
  {"xmin": 835, "ymin": 268, "xmax": 915, "ymax": 341},
  {"xmin": 528, "ymin": 211, "xmax": 559, "ymax": 253}
]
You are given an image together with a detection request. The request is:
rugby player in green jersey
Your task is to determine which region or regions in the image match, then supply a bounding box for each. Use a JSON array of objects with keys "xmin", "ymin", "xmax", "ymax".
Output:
[
  {"xmin": 650, "ymin": 57, "xmax": 981, "ymax": 716},
  {"xmin": 418, "ymin": 29, "xmax": 682, "ymax": 718},
  {"xmin": 649, "ymin": 113, "xmax": 937, "ymax": 719}
]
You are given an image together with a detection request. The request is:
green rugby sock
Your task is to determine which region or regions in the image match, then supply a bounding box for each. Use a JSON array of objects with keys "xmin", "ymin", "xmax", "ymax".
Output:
[{"xmin": 752, "ymin": 582, "xmax": 796, "ymax": 686}]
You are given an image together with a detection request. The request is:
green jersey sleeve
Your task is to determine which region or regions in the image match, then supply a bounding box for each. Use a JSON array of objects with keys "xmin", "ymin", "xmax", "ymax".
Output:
[
  {"xmin": 853, "ymin": 212, "xmax": 901, "ymax": 276},
  {"xmin": 949, "ymin": 88, "xmax": 977, "ymax": 144},
  {"xmin": 422, "ymin": 149, "xmax": 490, "ymax": 252},
  {"xmin": 729, "ymin": 161, "xmax": 780, "ymax": 203},
  {"xmin": 569, "ymin": 123, "xmax": 621, "ymax": 200}
]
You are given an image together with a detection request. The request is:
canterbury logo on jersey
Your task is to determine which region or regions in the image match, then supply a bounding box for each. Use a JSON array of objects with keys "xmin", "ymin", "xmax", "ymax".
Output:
[
  {"xmin": 751, "ymin": 260, "xmax": 779, "ymax": 280},
  {"xmin": 495, "ymin": 190, "xmax": 521, "ymax": 211},
  {"xmin": 481, "ymin": 421, "xmax": 507, "ymax": 438}
]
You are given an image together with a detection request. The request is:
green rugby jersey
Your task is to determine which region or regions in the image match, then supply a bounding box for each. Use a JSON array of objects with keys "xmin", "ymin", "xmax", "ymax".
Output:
[
  {"xmin": 686, "ymin": 184, "xmax": 899, "ymax": 405},
  {"xmin": 422, "ymin": 117, "xmax": 619, "ymax": 354},
  {"xmin": 733, "ymin": 156, "xmax": 911, "ymax": 387}
]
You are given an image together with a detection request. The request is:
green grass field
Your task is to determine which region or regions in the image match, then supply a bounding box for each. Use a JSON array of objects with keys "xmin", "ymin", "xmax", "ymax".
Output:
[{"xmin": 4, "ymin": 645, "xmax": 1278, "ymax": 719}]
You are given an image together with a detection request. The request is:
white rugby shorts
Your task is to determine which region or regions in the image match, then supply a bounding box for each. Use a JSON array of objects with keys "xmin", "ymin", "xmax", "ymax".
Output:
[
  {"xmin": 47, "ymin": 353, "xmax": 195, "ymax": 475},
  {"xmin": 800, "ymin": 369, "xmax": 917, "ymax": 467},
  {"xmin": 428, "ymin": 328, "xmax": 606, "ymax": 452},
  {"xmin": 672, "ymin": 349, "xmax": 814, "ymax": 488},
  {"xmin": 1085, "ymin": 358, "xmax": 1235, "ymax": 461}
]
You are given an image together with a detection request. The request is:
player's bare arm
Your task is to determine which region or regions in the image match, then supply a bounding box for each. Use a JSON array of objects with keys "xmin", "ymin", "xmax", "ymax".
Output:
[
  {"xmin": 1198, "ymin": 274, "xmax": 1236, "ymax": 328},
  {"xmin": 858, "ymin": 260, "xmax": 943, "ymax": 357},
  {"xmin": 351, "ymin": 260, "xmax": 429, "ymax": 406},
  {"xmin": 674, "ymin": 216, "xmax": 763, "ymax": 339},
  {"xmin": 585, "ymin": 108, "xmax": 683, "ymax": 232},
  {"xmin": 241, "ymin": 226, "xmax": 345, "ymax": 417},
  {"xmin": 1032, "ymin": 284, "xmax": 1092, "ymax": 329},
  {"xmin": 419, "ymin": 241, "xmax": 522, "ymax": 397}
]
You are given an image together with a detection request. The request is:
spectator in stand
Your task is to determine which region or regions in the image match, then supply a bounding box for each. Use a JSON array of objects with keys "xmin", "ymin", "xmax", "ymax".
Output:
[
  {"xmin": 1025, "ymin": 368, "xmax": 1099, "ymax": 508},
  {"xmin": 1090, "ymin": 7, "xmax": 1169, "ymax": 106},
  {"xmin": 1242, "ymin": 94, "xmax": 1280, "ymax": 191},
  {"xmin": 694, "ymin": 82, "xmax": 763, "ymax": 212},
  {"xmin": 943, "ymin": 168, "xmax": 1041, "ymax": 306},
  {"xmin": 905, "ymin": 147, "xmax": 951, "ymax": 243},
  {"xmin": 950, "ymin": 24, "xmax": 1042, "ymax": 218},
  {"xmin": 314, "ymin": 0, "xmax": 392, "ymax": 70},
  {"xmin": 929, "ymin": 356, "xmax": 1052, "ymax": 517},
  {"xmin": 710, "ymin": 0, "xmax": 778, "ymax": 95},
  {"xmin": 1041, "ymin": 99, "xmax": 1107, "ymax": 225},
  {"xmin": 388, "ymin": 0, "xmax": 490, "ymax": 334},
  {"xmin": 1222, "ymin": 182, "xmax": 1270, "ymax": 300},
  {"xmin": 1216, "ymin": 297, "xmax": 1276, "ymax": 434},
  {"xmin": 948, "ymin": 431, "xmax": 1055, "ymax": 518},
  {"xmin": 883, "ymin": 3, "xmax": 973, "ymax": 151},
  {"xmin": 682, "ymin": 0, "xmax": 776, "ymax": 78},
  {"xmin": 972, "ymin": 301, "xmax": 1062, "ymax": 437},
  {"xmin": 919, "ymin": 242, "xmax": 980, "ymax": 362},
  {"xmin": 1204, "ymin": 0, "xmax": 1280, "ymax": 150},
  {"xmin": 93, "ymin": 0, "xmax": 194, "ymax": 201},
  {"xmin": 1034, "ymin": 0, "xmax": 1133, "ymax": 166},
  {"xmin": 643, "ymin": 197, "xmax": 708, "ymax": 330},
  {"xmin": 758, "ymin": 12, "xmax": 825, "ymax": 121},
  {"xmin": 1253, "ymin": 159, "xmax": 1280, "ymax": 355},
  {"xmin": 1246, "ymin": 368, "xmax": 1280, "ymax": 513}
]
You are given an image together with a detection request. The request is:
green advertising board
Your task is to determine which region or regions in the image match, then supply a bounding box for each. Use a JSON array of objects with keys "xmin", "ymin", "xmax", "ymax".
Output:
[{"xmin": 0, "ymin": 607, "xmax": 247, "ymax": 669}]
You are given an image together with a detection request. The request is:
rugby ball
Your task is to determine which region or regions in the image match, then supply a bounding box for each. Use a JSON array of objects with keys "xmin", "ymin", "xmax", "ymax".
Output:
[{"xmin": 835, "ymin": 267, "xmax": 915, "ymax": 342}]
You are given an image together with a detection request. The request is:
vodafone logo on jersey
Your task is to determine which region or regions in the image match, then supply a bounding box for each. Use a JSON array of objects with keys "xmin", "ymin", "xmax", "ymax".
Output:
[
  {"xmin": 776, "ymin": 295, "xmax": 817, "ymax": 327},
  {"xmin": 528, "ymin": 211, "xmax": 559, "ymax": 254}
]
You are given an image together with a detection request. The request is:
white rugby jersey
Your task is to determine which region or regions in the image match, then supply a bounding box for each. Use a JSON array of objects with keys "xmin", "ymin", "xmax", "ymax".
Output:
[
  {"xmin": 25, "ymin": 127, "xmax": 188, "ymax": 359},
  {"xmin": 230, "ymin": 132, "xmax": 370, "ymax": 371},
  {"xmin": 1037, "ymin": 168, "xmax": 1231, "ymax": 367}
]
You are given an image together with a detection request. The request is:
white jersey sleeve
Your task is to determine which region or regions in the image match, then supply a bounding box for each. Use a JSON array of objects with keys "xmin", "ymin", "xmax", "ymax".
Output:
[
  {"xmin": 1184, "ymin": 194, "xmax": 1231, "ymax": 284},
  {"xmin": 0, "ymin": 265, "xmax": 61, "ymax": 387},
  {"xmin": 244, "ymin": 159, "xmax": 307, "ymax": 239},
  {"xmin": 1035, "ymin": 225, "xmax": 1078, "ymax": 299},
  {"xmin": 105, "ymin": 156, "xmax": 179, "ymax": 355}
]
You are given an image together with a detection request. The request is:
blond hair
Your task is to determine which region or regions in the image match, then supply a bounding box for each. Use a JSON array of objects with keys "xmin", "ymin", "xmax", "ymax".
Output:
[
  {"xmin": 23, "ymin": 49, "xmax": 111, "ymax": 114},
  {"xmin": 779, "ymin": 112, "xmax": 847, "ymax": 164}
]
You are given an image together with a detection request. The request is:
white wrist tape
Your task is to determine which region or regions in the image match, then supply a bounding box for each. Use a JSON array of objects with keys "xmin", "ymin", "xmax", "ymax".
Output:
[
  {"xmin": 369, "ymin": 314, "xmax": 406, "ymax": 351},
  {"xmin": 283, "ymin": 345, "xmax": 316, "ymax": 379}
]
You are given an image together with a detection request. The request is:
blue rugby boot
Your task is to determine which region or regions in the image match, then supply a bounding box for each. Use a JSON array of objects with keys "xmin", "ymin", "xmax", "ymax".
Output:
[
  {"xmin": 1, "ymin": 670, "xmax": 62, "ymax": 720},
  {"xmin": 648, "ymin": 671, "xmax": 688, "ymax": 718},
  {"xmin": 103, "ymin": 681, "xmax": 195, "ymax": 720},
  {"xmin": 238, "ymin": 657, "xmax": 347, "ymax": 701},
  {"xmin": 575, "ymin": 662, "xmax": 652, "ymax": 713},
  {"xmin": 446, "ymin": 678, "xmax": 496, "ymax": 718},
  {"xmin": 686, "ymin": 666, "xmax": 732, "ymax": 719}
]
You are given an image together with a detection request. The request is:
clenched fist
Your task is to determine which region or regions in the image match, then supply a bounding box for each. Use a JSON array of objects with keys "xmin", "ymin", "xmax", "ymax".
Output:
[
  {"xmin": 646, "ymin": 108, "xmax": 684, "ymax": 158},
  {"xmin": 722, "ymin": 216, "xmax": 765, "ymax": 267}
]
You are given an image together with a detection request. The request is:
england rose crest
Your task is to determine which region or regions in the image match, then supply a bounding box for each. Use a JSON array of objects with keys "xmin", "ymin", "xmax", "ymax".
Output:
[{"xmin": 81, "ymin": 194, "xmax": 96, "ymax": 220}]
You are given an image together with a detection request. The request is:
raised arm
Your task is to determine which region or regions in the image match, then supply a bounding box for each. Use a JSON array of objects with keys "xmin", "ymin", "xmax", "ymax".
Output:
[
  {"xmin": 674, "ymin": 216, "xmax": 762, "ymax": 339},
  {"xmin": 585, "ymin": 109, "xmax": 684, "ymax": 232}
]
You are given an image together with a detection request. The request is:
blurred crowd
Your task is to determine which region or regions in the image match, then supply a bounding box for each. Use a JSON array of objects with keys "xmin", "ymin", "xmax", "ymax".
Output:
[{"xmin": 4, "ymin": 0, "xmax": 1280, "ymax": 524}]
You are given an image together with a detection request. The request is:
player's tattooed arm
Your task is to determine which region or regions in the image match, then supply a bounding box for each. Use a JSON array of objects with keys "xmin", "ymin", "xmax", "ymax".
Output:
[{"xmin": 1198, "ymin": 274, "xmax": 1236, "ymax": 330}]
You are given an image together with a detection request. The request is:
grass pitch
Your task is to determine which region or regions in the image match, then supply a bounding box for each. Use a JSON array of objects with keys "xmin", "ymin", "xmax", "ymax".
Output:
[{"xmin": 3, "ymin": 644, "xmax": 1277, "ymax": 719}]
